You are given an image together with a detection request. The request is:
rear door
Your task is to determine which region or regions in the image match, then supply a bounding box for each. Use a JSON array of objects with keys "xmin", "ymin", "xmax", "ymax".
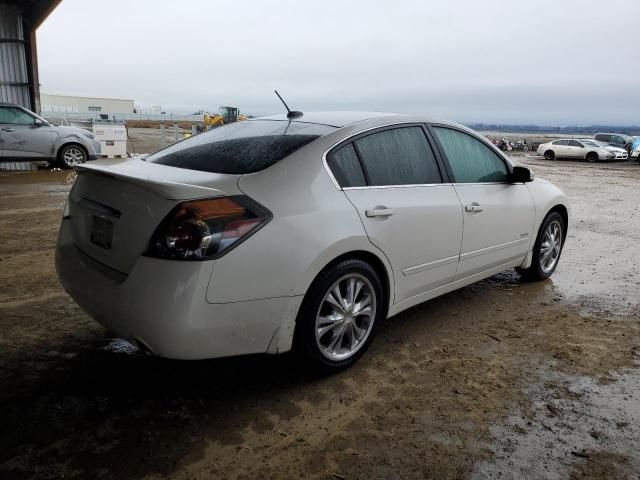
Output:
[
  {"xmin": 430, "ymin": 125, "xmax": 535, "ymax": 279},
  {"xmin": 552, "ymin": 139, "xmax": 570, "ymax": 158},
  {"xmin": 331, "ymin": 124, "xmax": 463, "ymax": 303}
]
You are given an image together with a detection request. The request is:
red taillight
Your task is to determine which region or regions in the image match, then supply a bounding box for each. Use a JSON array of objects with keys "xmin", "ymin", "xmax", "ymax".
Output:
[{"xmin": 146, "ymin": 196, "xmax": 270, "ymax": 260}]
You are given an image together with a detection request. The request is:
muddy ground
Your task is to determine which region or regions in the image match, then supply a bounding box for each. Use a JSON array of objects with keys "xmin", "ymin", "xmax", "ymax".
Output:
[{"xmin": 0, "ymin": 157, "xmax": 639, "ymax": 479}]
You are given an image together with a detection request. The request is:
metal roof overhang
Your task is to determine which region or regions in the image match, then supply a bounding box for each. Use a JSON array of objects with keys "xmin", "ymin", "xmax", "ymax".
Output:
[{"xmin": 3, "ymin": 0, "xmax": 62, "ymax": 28}]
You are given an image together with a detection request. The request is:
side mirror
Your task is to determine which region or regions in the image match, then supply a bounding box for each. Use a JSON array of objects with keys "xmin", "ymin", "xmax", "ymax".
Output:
[
  {"xmin": 34, "ymin": 119, "xmax": 46, "ymax": 127},
  {"xmin": 511, "ymin": 166, "xmax": 535, "ymax": 183}
]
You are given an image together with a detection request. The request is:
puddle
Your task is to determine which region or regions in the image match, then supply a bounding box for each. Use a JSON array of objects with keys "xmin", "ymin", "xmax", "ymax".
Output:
[
  {"xmin": 103, "ymin": 338, "xmax": 140, "ymax": 355},
  {"xmin": 473, "ymin": 361, "xmax": 640, "ymax": 479}
]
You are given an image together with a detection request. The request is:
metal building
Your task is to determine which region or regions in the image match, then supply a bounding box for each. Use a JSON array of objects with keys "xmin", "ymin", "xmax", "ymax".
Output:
[
  {"xmin": 41, "ymin": 93, "xmax": 135, "ymax": 115},
  {"xmin": 0, "ymin": 0, "xmax": 62, "ymax": 112}
]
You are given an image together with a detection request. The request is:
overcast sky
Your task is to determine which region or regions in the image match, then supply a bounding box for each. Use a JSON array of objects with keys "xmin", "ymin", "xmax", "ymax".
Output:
[{"xmin": 37, "ymin": 0, "xmax": 639, "ymax": 125}]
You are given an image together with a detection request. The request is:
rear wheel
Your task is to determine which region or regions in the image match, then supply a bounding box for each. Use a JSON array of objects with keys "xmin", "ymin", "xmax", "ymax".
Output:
[
  {"xmin": 294, "ymin": 258, "xmax": 385, "ymax": 373},
  {"xmin": 586, "ymin": 152, "xmax": 598, "ymax": 163},
  {"xmin": 544, "ymin": 150, "xmax": 555, "ymax": 160},
  {"xmin": 59, "ymin": 144, "xmax": 87, "ymax": 168},
  {"xmin": 517, "ymin": 212, "xmax": 565, "ymax": 281}
]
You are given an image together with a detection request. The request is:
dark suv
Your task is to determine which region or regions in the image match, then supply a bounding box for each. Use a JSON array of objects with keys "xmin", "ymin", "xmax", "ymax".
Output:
[{"xmin": 594, "ymin": 133, "xmax": 633, "ymax": 155}]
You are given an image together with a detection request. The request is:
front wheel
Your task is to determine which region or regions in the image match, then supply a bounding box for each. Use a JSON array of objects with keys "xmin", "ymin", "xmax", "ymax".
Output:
[
  {"xmin": 586, "ymin": 152, "xmax": 598, "ymax": 163},
  {"xmin": 294, "ymin": 258, "xmax": 385, "ymax": 373},
  {"xmin": 59, "ymin": 144, "xmax": 87, "ymax": 168},
  {"xmin": 517, "ymin": 212, "xmax": 565, "ymax": 281},
  {"xmin": 544, "ymin": 150, "xmax": 555, "ymax": 160}
]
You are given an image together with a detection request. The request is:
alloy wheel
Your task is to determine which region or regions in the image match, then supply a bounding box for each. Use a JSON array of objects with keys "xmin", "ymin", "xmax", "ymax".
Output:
[
  {"xmin": 63, "ymin": 147, "xmax": 86, "ymax": 166},
  {"xmin": 315, "ymin": 274, "xmax": 377, "ymax": 361},
  {"xmin": 540, "ymin": 219, "xmax": 562, "ymax": 274}
]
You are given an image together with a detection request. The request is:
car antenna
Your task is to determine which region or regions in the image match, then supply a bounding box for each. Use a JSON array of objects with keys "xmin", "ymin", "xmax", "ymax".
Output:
[{"xmin": 274, "ymin": 90, "xmax": 303, "ymax": 119}]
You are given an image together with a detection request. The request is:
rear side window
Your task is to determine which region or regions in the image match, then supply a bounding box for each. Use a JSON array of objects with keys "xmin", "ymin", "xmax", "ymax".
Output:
[
  {"xmin": 146, "ymin": 120, "xmax": 335, "ymax": 174},
  {"xmin": 353, "ymin": 127, "xmax": 442, "ymax": 186},
  {"xmin": 433, "ymin": 127, "xmax": 509, "ymax": 183},
  {"xmin": 595, "ymin": 134, "xmax": 609, "ymax": 142},
  {"xmin": 328, "ymin": 144, "xmax": 366, "ymax": 187},
  {"xmin": 553, "ymin": 140, "xmax": 568, "ymax": 146}
]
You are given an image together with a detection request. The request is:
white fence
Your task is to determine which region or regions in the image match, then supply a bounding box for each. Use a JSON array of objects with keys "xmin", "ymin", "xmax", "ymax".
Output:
[{"xmin": 41, "ymin": 111, "xmax": 203, "ymax": 123}]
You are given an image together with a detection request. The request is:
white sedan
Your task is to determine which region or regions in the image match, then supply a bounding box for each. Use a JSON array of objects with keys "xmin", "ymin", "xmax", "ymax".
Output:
[
  {"xmin": 56, "ymin": 112, "xmax": 569, "ymax": 371},
  {"xmin": 537, "ymin": 138, "xmax": 628, "ymax": 162}
]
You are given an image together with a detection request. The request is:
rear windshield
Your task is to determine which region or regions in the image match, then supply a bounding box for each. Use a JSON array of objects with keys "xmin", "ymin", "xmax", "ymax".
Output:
[{"xmin": 146, "ymin": 120, "xmax": 336, "ymax": 174}]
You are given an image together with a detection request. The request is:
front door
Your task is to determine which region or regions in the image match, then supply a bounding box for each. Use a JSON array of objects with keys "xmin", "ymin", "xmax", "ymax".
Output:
[
  {"xmin": 431, "ymin": 125, "xmax": 535, "ymax": 279},
  {"xmin": 566, "ymin": 140, "xmax": 585, "ymax": 158},
  {"xmin": 0, "ymin": 106, "xmax": 55, "ymax": 159},
  {"xmin": 330, "ymin": 125, "xmax": 463, "ymax": 304}
]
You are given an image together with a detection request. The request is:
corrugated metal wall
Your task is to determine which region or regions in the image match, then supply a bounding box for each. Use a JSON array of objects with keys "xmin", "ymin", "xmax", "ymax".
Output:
[{"xmin": 0, "ymin": 4, "xmax": 31, "ymax": 109}]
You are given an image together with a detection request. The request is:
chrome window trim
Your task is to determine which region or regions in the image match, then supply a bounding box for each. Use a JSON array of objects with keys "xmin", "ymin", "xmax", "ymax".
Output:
[
  {"xmin": 321, "ymin": 121, "xmax": 517, "ymax": 191},
  {"xmin": 321, "ymin": 120, "xmax": 428, "ymax": 191},
  {"xmin": 343, "ymin": 183, "xmax": 453, "ymax": 191},
  {"xmin": 452, "ymin": 182, "xmax": 513, "ymax": 186}
]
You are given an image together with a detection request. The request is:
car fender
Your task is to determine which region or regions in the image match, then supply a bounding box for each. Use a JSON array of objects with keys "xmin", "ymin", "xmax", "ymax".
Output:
[
  {"xmin": 522, "ymin": 177, "xmax": 570, "ymax": 267},
  {"xmin": 52, "ymin": 127, "xmax": 96, "ymax": 157}
]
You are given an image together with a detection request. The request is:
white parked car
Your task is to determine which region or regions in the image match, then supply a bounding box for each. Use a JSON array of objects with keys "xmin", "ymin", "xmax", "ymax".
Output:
[
  {"xmin": 580, "ymin": 139, "xmax": 629, "ymax": 160},
  {"xmin": 537, "ymin": 138, "xmax": 627, "ymax": 162},
  {"xmin": 56, "ymin": 112, "xmax": 569, "ymax": 371}
]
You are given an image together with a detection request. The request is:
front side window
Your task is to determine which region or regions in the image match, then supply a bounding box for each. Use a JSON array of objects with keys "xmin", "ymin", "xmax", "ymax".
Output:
[
  {"xmin": 147, "ymin": 120, "xmax": 335, "ymax": 174},
  {"xmin": 0, "ymin": 107, "xmax": 35, "ymax": 125},
  {"xmin": 568, "ymin": 140, "xmax": 583, "ymax": 147},
  {"xmin": 353, "ymin": 126, "xmax": 441, "ymax": 186},
  {"xmin": 433, "ymin": 127, "xmax": 509, "ymax": 183}
]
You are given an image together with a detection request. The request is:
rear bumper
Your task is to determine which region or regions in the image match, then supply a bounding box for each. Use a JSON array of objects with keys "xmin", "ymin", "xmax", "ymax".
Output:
[{"xmin": 55, "ymin": 219, "xmax": 302, "ymax": 359}]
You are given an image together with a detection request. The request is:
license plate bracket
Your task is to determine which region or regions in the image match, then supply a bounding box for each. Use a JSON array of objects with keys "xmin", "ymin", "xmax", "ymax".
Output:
[{"xmin": 90, "ymin": 215, "xmax": 113, "ymax": 250}]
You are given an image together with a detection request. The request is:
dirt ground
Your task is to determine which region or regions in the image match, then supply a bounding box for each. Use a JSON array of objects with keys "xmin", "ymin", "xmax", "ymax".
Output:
[{"xmin": 0, "ymin": 156, "xmax": 639, "ymax": 479}]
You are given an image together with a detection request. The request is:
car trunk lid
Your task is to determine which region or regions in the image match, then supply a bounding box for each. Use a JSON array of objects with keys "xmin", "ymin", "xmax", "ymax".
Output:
[{"xmin": 68, "ymin": 158, "xmax": 242, "ymax": 274}]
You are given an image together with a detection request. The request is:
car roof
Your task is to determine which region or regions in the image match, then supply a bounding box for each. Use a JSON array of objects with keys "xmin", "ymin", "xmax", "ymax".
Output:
[
  {"xmin": 0, "ymin": 102, "xmax": 18, "ymax": 107},
  {"xmin": 253, "ymin": 111, "xmax": 408, "ymax": 128},
  {"xmin": 596, "ymin": 132, "xmax": 631, "ymax": 138}
]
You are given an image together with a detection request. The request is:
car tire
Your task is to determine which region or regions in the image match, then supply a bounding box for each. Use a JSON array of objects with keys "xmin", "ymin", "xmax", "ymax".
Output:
[
  {"xmin": 517, "ymin": 211, "xmax": 565, "ymax": 281},
  {"xmin": 58, "ymin": 144, "xmax": 88, "ymax": 168},
  {"xmin": 586, "ymin": 152, "xmax": 598, "ymax": 163},
  {"xmin": 544, "ymin": 150, "xmax": 555, "ymax": 160},
  {"xmin": 293, "ymin": 258, "xmax": 385, "ymax": 373}
]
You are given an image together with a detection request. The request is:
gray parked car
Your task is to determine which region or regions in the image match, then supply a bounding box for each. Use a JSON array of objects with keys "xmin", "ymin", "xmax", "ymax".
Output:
[
  {"xmin": 594, "ymin": 133, "xmax": 633, "ymax": 155},
  {"xmin": 0, "ymin": 102, "xmax": 101, "ymax": 168}
]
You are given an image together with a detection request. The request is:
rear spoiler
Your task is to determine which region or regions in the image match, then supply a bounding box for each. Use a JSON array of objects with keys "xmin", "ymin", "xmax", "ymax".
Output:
[{"xmin": 76, "ymin": 158, "xmax": 239, "ymax": 200}]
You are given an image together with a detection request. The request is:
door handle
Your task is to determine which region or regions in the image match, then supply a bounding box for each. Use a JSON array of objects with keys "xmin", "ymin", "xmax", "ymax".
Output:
[
  {"xmin": 365, "ymin": 208, "xmax": 394, "ymax": 218},
  {"xmin": 1, "ymin": 127, "xmax": 15, "ymax": 132},
  {"xmin": 464, "ymin": 204, "xmax": 484, "ymax": 212}
]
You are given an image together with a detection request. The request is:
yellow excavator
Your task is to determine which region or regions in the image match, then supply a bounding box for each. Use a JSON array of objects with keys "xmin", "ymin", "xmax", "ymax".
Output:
[{"xmin": 203, "ymin": 106, "xmax": 248, "ymax": 127}]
